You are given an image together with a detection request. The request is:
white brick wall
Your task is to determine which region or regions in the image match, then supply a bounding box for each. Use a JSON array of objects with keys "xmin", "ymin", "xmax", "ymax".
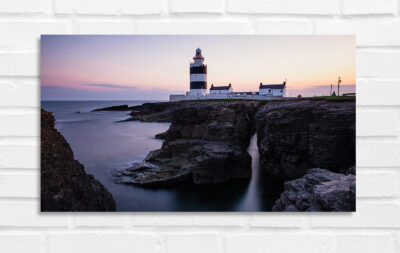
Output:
[{"xmin": 0, "ymin": 1, "xmax": 399, "ymax": 252}]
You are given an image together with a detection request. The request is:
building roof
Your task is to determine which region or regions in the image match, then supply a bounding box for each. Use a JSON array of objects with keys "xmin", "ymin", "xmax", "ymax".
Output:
[
  {"xmin": 210, "ymin": 84, "xmax": 232, "ymax": 90},
  {"xmin": 259, "ymin": 83, "xmax": 286, "ymax": 89}
]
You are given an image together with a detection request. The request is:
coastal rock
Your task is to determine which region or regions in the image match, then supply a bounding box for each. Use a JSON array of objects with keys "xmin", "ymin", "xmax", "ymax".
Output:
[
  {"xmin": 256, "ymin": 99, "xmax": 355, "ymax": 180},
  {"xmin": 272, "ymin": 168, "xmax": 355, "ymax": 211},
  {"xmin": 92, "ymin": 104, "xmax": 130, "ymax": 111},
  {"xmin": 113, "ymin": 102, "xmax": 257, "ymax": 186},
  {"xmin": 41, "ymin": 109, "xmax": 116, "ymax": 211},
  {"xmin": 127, "ymin": 101, "xmax": 184, "ymax": 122}
]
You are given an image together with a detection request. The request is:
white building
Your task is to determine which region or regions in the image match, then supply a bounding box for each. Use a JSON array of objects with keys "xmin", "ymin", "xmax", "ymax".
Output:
[
  {"xmin": 187, "ymin": 48, "xmax": 207, "ymax": 96},
  {"xmin": 169, "ymin": 48, "xmax": 289, "ymax": 102},
  {"xmin": 259, "ymin": 81, "xmax": 286, "ymax": 97},
  {"xmin": 209, "ymin": 83, "xmax": 233, "ymax": 94}
]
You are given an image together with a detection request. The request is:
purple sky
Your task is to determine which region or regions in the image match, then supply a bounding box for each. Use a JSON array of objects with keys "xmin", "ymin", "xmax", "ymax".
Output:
[{"xmin": 41, "ymin": 35, "xmax": 355, "ymax": 100}]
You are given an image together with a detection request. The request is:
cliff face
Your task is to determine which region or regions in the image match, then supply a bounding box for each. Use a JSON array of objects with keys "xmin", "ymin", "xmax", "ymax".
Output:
[
  {"xmin": 112, "ymin": 102, "xmax": 257, "ymax": 186},
  {"xmin": 256, "ymin": 100, "xmax": 355, "ymax": 180},
  {"xmin": 41, "ymin": 109, "xmax": 116, "ymax": 211}
]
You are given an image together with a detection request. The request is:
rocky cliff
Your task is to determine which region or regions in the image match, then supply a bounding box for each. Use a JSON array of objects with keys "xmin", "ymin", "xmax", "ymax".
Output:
[
  {"xmin": 100, "ymin": 98, "xmax": 355, "ymax": 211},
  {"xmin": 112, "ymin": 102, "xmax": 257, "ymax": 186},
  {"xmin": 256, "ymin": 100, "xmax": 355, "ymax": 180},
  {"xmin": 41, "ymin": 109, "xmax": 116, "ymax": 211}
]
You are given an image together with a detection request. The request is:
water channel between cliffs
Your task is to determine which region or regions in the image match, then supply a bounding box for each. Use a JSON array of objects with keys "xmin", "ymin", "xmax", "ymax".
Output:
[{"xmin": 42, "ymin": 100, "xmax": 282, "ymax": 211}]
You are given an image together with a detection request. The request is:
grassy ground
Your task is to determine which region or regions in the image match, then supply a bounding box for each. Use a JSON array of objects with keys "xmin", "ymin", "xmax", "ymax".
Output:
[
  {"xmin": 180, "ymin": 96, "xmax": 355, "ymax": 104},
  {"xmin": 306, "ymin": 96, "xmax": 356, "ymax": 101}
]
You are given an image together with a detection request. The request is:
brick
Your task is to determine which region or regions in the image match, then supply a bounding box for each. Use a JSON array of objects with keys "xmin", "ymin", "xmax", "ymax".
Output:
[
  {"xmin": 0, "ymin": 234, "xmax": 45, "ymax": 253},
  {"xmin": 0, "ymin": 172, "xmax": 39, "ymax": 198},
  {"xmin": 131, "ymin": 214, "xmax": 247, "ymax": 227},
  {"xmin": 192, "ymin": 214, "xmax": 248, "ymax": 226},
  {"xmin": 166, "ymin": 234, "xmax": 222, "ymax": 253},
  {"xmin": 0, "ymin": 80, "xmax": 39, "ymax": 107},
  {"xmin": 227, "ymin": 0, "xmax": 340, "ymax": 15},
  {"xmin": 357, "ymin": 111, "xmax": 398, "ymax": 137},
  {"xmin": 315, "ymin": 19, "xmax": 400, "ymax": 46},
  {"xmin": 250, "ymin": 213, "xmax": 302, "ymax": 227},
  {"xmin": 336, "ymin": 234, "xmax": 396, "ymax": 253},
  {"xmin": 135, "ymin": 20, "xmax": 251, "ymax": 34},
  {"xmin": 131, "ymin": 214, "xmax": 193, "ymax": 226},
  {"xmin": 226, "ymin": 234, "xmax": 333, "ymax": 253},
  {"xmin": 255, "ymin": 21, "xmax": 312, "ymax": 34},
  {"xmin": 169, "ymin": 0, "xmax": 224, "ymax": 13},
  {"xmin": 310, "ymin": 203, "xmax": 400, "ymax": 228},
  {"xmin": 78, "ymin": 20, "xmax": 134, "ymax": 34},
  {"xmin": 357, "ymin": 51, "xmax": 400, "ymax": 77},
  {"xmin": 0, "ymin": 0, "xmax": 47, "ymax": 14},
  {"xmin": 0, "ymin": 201, "xmax": 68, "ymax": 227},
  {"xmin": 0, "ymin": 145, "xmax": 39, "ymax": 169},
  {"xmin": 357, "ymin": 171, "xmax": 398, "ymax": 197},
  {"xmin": 121, "ymin": 0, "xmax": 164, "ymax": 15},
  {"xmin": 54, "ymin": 0, "xmax": 162, "ymax": 15},
  {"xmin": 73, "ymin": 213, "xmax": 131, "ymax": 227},
  {"xmin": 0, "ymin": 53, "xmax": 38, "ymax": 76},
  {"xmin": 357, "ymin": 79, "xmax": 400, "ymax": 105},
  {"xmin": 54, "ymin": 0, "xmax": 120, "ymax": 15},
  {"xmin": 342, "ymin": 0, "xmax": 395, "ymax": 15},
  {"xmin": 0, "ymin": 114, "xmax": 38, "ymax": 136},
  {"xmin": 48, "ymin": 233, "xmax": 159, "ymax": 253},
  {"xmin": 0, "ymin": 21, "xmax": 72, "ymax": 49},
  {"xmin": 357, "ymin": 142, "xmax": 400, "ymax": 167}
]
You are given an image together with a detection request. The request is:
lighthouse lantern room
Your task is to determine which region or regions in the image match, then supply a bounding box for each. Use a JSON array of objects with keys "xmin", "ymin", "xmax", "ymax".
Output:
[{"xmin": 188, "ymin": 47, "xmax": 207, "ymax": 96}]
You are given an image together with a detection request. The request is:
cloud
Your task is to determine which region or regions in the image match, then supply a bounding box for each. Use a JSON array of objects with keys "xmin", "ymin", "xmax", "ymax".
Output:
[{"xmin": 85, "ymin": 83, "xmax": 137, "ymax": 89}]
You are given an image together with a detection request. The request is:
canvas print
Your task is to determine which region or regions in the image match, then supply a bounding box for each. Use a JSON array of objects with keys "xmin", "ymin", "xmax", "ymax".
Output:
[{"xmin": 41, "ymin": 35, "xmax": 355, "ymax": 212}]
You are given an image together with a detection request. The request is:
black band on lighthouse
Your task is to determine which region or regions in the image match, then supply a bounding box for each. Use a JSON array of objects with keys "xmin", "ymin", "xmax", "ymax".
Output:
[
  {"xmin": 190, "ymin": 81, "xmax": 207, "ymax": 89},
  {"xmin": 190, "ymin": 66, "xmax": 207, "ymax": 74}
]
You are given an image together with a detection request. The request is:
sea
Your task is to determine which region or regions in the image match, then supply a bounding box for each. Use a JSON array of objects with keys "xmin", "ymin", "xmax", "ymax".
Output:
[{"xmin": 41, "ymin": 100, "xmax": 281, "ymax": 211}]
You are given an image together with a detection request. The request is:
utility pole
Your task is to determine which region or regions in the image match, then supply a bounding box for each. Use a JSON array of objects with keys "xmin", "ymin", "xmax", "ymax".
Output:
[
  {"xmin": 330, "ymin": 84, "xmax": 332, "ymax": 96},
  {"xmin": 338, "ymin": 77, "xmax": 341, "ymax": 96}
]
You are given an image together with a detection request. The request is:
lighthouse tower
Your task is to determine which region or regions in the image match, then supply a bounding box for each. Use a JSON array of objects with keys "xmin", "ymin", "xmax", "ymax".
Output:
[{"xmin": 188, "ymin": 47, "xmax": 207, "ymax": 96}]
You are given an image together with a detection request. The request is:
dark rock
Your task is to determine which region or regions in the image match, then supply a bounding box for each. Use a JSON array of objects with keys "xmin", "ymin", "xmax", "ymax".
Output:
[
  {"xmin": 112, "ymin": 102, "xmax": 257, "ymax": 186},
  {"xmin": 126, "ymin": 102, "xmax": 184, "ymax": 122},
  {"xmin": 155, "ymin": 130, "xmax": 169, "ymax": 139},
  {"xmin": 92, "ymin": 105, "xmax": 130, "ymax": 111},
  {"xmin": 41, "ymin": 109, "xmax": 116, "ymax": 211},
  {"xmin": 346, "ymin": 166, "xmax": 356, "ymax": 175},
  {"xmin": 273, "ymin": 168, "xmax": 355, "ymax": 211},
  {"xmin": 256, "ymin": 100, "xmax": 355, "ymax": 180}
]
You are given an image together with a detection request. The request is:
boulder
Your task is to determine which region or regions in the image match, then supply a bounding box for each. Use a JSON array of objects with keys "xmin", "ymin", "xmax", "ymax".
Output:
[
  {"xmin": 272, "ymin": 168, "xmax": 355, "ymax": 211},
  {"xmin": 41, "ymin": 109, "xmax": 116, "ymax": 211}
]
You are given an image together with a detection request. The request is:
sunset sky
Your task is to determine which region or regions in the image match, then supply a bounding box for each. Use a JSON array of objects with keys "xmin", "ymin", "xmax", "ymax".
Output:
[{"xmin": 41, "ymin": 35, "xmax": 355, "ymax": 100}]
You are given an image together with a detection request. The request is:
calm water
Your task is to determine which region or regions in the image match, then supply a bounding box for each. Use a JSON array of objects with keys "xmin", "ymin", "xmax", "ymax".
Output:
[{"xmin": 41, "ymin": 100, "xmax": 281, "ymax": 211}]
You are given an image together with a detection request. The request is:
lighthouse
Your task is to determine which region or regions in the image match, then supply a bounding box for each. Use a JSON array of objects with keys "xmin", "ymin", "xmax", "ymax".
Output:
[{"xmin": 188, "ymin": 47, "xmax": 207, "ymax": 96}]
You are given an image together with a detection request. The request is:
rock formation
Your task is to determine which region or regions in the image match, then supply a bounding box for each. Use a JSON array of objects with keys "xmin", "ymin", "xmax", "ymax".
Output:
[
  {"xmin": 256, "ymin": 100, "xmax": 355, "ymax": 180},
  {"xmin": 92, "ymin": 104, "xmax": 131, "ymax": 111},
  {"xmin": 41, "ymin": 109, "xmax": 116, "ymax": 211},
  {"xmin": 112, "ymin": 102, "xmax": 257, "ymax": 186},
  {"xmin": 272, "ymin": 168, "xmax": 355, "ymax": 211},
  {"xmin": 96, "ymin": 98, "xmax": 356, "ymax": 211}
]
